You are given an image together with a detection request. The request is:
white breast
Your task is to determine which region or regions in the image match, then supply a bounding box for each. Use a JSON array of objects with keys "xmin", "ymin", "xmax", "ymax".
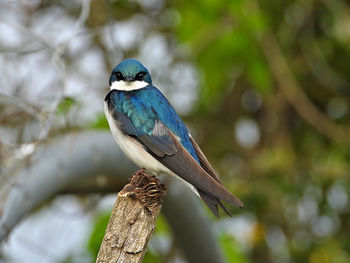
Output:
[{"xmin": 104, "ymin": 101, "xmax": 198, "ymax": 195}]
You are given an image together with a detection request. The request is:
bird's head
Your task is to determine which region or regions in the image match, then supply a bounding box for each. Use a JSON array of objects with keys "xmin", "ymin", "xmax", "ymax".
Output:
[{"xmin": 109, "ymin": 59, "xmax": 152, "ymax": 91}]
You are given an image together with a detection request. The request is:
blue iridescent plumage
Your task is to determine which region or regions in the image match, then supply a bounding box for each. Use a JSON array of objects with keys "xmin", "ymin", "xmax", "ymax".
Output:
[{"xmin": 106, "ymin": 85, "xmax": 200, "ymax": 163}]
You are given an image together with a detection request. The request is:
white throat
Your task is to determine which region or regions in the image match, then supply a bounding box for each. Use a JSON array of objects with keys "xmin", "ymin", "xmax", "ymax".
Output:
[{"xmin": 110, "ymin": 80, "xmax": 149, "ymax": 91}]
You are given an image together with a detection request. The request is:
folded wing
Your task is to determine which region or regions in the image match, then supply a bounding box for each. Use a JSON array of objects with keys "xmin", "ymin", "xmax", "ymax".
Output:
[{"xmin": 114, "ymin": 110, "xmax": 243, "ymax": 216}]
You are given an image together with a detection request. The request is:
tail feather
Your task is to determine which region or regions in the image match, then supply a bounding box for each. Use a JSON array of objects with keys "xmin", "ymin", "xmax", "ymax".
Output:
[
  {"xmin": 198, "ymin": 190, "xmax": 219, "ymax": 217},
  {"xmin": 198, "ymin": 189, "xmax": 232, "ymax": 217}
]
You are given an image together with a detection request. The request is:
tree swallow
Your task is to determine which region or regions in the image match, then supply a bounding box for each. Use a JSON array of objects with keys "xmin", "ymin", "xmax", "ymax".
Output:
[{"xmin": 104, "ymin": 59, "xmax": 243, "ymax": 216}]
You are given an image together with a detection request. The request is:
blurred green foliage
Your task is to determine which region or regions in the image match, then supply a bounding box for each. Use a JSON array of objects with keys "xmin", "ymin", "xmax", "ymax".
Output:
[
  {"xmin": 219, "ymin": 234, "xmax": 250, "ymax": 263},
  {"xmin": 172, "ymin": 0, "xmax": 350, "ymax": 262},
  {"xmin": 57, "ymin": 97, "xmax": 76, "ymax": 115},
  {"xmin": 87, "ymin": 212, "xmax": 110, "ymax": 259},
  {"xmin": 89, "ymin": 114, "xmax": 109, "ymax": 130},
  {"xmin": 175, "ymin": 0, "xmax": 272, "ymax": 107}
]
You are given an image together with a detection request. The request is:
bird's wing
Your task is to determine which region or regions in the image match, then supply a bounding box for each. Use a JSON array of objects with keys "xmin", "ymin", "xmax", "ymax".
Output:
[
  {"xmin": 159, "ymin": 131, "xmax": 244, "ymax": 212},
  {"xmin": 189, "ymin": 136, "xmax": 222, "ymax": 183},
  {"xmin": 113, "ymin": 111, "xmax": 177, "ymax": 157},
  {"xmin": 189, "ymin": 136, "xmax": 237, "ymax": 216},
  {"xmin": 114, "ymin": 111, "xmax": 243, "ymax": 215}
]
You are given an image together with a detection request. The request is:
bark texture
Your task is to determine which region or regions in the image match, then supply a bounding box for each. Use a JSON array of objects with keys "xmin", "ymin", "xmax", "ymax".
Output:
[{"xmin": 96, "ymin": 169, "xmax": 166, "ymax": 263}]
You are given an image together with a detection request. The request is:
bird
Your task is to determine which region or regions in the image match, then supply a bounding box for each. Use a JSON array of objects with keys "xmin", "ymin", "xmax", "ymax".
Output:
[{"xmin": 104, "ymin": 59, "xmax": 243, "ymax": 217}]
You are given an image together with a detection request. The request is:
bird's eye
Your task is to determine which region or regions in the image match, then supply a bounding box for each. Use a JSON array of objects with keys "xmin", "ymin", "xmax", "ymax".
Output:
[
  {"xmin": 114, "ymin": 72, "xmax": 123, "ymax": 80},
  {"xmin": 135, "ymin": 72, "xmax": 145, "ymax": 81}
]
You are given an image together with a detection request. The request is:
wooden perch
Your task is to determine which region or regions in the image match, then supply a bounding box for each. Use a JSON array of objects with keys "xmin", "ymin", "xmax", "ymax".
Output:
[{"xmin": 96, "ymin": 169, "xmax": 166, "ymax": 263}]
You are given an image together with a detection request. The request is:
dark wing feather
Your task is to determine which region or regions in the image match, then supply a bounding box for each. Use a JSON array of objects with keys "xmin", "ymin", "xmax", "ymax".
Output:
[
  {"xmin": 137, "ymin": 133, "xmax": 177, "ymax": 157},
  {"xmin": 113, "ymin": 111, "xmax": 140, "ymax": 136},
  {"xmin": 190, "ymin": 136, "xmax": 237, "ymax": 216},
  {"xmin": 197, "ymin": 189, "xmax": 219, "ymax": 217},
  {"xmin": 189, "ymin": 136, "xmax": 222, "ymax": 184},
  {"xmin": 155, "ymin": 132, "xmax": 244, "ymax": 209},
  {"xmin": 113, "ymin": 111, "xmax": 177, "ymax": 157}
]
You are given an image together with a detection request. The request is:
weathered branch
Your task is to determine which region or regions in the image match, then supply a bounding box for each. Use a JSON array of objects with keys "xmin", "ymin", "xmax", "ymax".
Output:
[{"xmin": 97, "ymin": 170, "xmax": 166, "ymax": 263}]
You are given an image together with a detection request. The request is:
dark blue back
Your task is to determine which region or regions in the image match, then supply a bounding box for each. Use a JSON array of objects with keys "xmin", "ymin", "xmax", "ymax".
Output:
[{"xmin": 108, "ymin": 85, "xmax": 199, "ymax": 163}]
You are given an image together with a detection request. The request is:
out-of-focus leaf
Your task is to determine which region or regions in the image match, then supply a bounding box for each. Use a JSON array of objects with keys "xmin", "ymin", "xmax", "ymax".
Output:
[
  {"xmin": 87, "ymin": 212, "xmax": 110, "ymax": 260},
  {"xmin": 143, "ymin": 250, "xmax": 161, "ymax": 263},
  {"xmin": 89, "ymin": 114, "xmax": 109, "ymax": 130},
  {"xmin": 154, "ymin": 214, "xmax": 170, "ymax": 234},
  {"xmin": 246, "ymin": 58, "xmax": 272, "ymax": 93},
  {"xmin": 219, "ymin": 233, "xmax": 250, "ymax": 263},
  {"xmin": 57, "ymin": 97, "xmax": 76, "ymax": 115},
  {"xmin": 309, "ymin": 239, "xmax": 350, "ymax": 263}
]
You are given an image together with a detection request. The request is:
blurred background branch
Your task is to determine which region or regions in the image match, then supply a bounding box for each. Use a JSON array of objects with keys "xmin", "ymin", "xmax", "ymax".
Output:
[
  {"xmin": 260, "ymin": 31, "xmax": 349, "ymax": 143},
  {"xmin": 0, "ymin": 132, "xmax": 225, "ymax": 263}
]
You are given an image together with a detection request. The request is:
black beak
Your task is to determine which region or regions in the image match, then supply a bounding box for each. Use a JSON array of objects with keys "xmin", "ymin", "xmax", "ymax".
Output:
[{"xmin": 125, "ymin": 76, "xmax": 134, "ymax": 82}]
